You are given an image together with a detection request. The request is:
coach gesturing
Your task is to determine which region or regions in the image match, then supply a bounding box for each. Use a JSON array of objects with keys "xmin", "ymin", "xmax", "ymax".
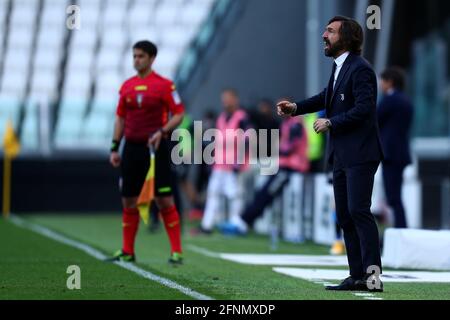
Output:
[{"xmin": 277, "ymin": 16, "xmax": 384, "ymax": 292}]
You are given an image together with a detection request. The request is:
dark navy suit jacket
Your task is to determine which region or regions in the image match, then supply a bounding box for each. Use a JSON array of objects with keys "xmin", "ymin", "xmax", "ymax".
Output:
[
  {"xmin": 293, "ymin": 53, "xmax": 384, "ymax": 168},
  {"xmin": 377, "ymin": 91, "xmax": 413, "ymax": 166}
]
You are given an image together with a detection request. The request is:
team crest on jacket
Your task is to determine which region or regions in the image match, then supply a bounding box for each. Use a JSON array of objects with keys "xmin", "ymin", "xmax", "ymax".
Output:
[{"xmin": 340, "ymin": 94, "xmax": 345, "ymax": 101}]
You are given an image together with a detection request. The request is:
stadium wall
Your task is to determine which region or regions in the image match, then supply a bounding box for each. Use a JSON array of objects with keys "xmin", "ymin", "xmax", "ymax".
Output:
[
  {"xmin": 187, "ymin": 0, "xmax": 309, "ymax": 115},
  {"xmin": 0, "ymin": 157, "xmax": 122, "ymax": 213},
  {"xmin": 0, "ymin": 156, "xmax": 447, "ymax": 231},
  {"xmin": 183, "ymin": 0, "xmax": 362, "ymax": 116}
]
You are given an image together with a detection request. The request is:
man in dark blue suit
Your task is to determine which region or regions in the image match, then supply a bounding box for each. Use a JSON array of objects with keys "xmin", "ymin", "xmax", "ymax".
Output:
[
  {"xmin": 277, "ymin": 16, "xmax": 384, "ymax": 292},
  {"xmin": 378, "ymin": 67, "xmax": 414, "ymax": 228}
]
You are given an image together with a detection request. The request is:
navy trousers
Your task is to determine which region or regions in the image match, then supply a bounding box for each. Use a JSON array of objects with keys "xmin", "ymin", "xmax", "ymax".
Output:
[
  {"xmin": 382, "ymin": 162, "xmax": 408, "ymax": 228},
  {"xmin": 332, "ymin": 157, "xmax": 382, "ymax": 279}
]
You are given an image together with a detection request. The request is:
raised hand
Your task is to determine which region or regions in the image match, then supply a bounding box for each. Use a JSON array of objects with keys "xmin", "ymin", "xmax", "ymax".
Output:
[{"xmin": 276, "ymin": 101, "xmax": 296, "ymax": 116}]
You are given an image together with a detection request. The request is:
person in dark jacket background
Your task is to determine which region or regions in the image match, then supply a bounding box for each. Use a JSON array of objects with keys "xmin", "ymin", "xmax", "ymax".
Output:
[{"xmin": 378, "ymin": 67, "xmax": 414, "ymax": 228}]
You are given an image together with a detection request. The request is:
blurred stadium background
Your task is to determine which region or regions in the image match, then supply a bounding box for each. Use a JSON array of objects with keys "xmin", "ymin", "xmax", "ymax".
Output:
[
  {"xmin": 0, "ymin": 0, "xmax": 448, "ymax": 225},
  {"xmin": 0, "ymin": 0, "xmax": 449, "ymax": 300}
]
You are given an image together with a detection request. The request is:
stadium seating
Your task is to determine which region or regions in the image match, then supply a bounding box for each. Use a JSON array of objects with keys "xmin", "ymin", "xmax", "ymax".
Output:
[
  {"xmin": 0, "ymin": 0, "xmax": 216, "ymax": 152},
  {"xmin": 54, "ymin": 97, "xmax": 88, "ymax": 148},
  {"xmin": 0, "ymin": 95, "xmax": 21, "ymax": 146},
  {"xmin": 81, "ymin": 99, "xmax": 115, "ymax": 147},
  {"xmin": 21, "ymin": 99, "xmax": 39, "ymax": 150}
]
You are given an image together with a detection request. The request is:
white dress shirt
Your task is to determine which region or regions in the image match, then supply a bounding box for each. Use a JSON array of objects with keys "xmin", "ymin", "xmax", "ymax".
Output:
[{"xmin": 333, "ymin": 51, "xmax": 350, "ymax": 90}]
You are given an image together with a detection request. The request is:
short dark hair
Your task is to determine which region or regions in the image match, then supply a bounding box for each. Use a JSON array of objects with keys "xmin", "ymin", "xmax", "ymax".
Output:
[
  {"xmin": 222, "ymin": 88, "xmax": 239, "ymax": 97},
  {"xmin": 133, "ymin": 40, "xmax": 157, "ymax": 57},
  {"xmin": 328, "ymin": 16, "xmax": 364, "ymax": 55},
  {"xmin": 381, "ymin": 67, "xmax": 406, "ymax": 91}
]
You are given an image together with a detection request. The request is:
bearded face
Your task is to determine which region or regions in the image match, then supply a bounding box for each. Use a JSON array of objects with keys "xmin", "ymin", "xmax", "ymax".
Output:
[
  {"xmin": 322, "ymin": 21, "xmax": 346, "ymax": 58},
  {"xmin": 324, "ymin": 37, "xmax": 346, "ymax": 57}
]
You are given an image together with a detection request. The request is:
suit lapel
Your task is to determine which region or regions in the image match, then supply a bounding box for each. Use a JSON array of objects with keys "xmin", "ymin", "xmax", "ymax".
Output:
[{"xmin": 329, "ymin": 53, "xmax": 353, "ymax": 104}]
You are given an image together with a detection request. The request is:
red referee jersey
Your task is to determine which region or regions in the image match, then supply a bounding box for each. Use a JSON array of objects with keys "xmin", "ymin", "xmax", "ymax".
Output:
[{"xmin": 116, "ymin": 71, "xmax": 185, "ymax": 143}]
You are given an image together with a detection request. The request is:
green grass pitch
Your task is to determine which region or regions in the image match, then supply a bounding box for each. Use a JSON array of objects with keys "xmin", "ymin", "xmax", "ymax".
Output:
[{"xmin": 1, "ymin": 214, "xmax": 449, "ymax": 300}]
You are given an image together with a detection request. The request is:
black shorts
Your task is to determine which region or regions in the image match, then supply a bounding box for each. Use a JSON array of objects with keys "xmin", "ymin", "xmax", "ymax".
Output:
[{"xmin": 120, "ymin": 139, "xmax": 174, "ymax": 198}]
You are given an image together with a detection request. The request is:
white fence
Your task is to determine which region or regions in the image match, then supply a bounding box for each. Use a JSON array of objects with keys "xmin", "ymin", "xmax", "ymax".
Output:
[{"xmin": 245, "ymin": 164, "xmax": 422, "ymax": 245}]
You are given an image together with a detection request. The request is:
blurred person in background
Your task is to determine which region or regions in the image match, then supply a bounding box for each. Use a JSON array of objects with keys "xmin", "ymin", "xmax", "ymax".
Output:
[
  {"xmin": 107, "ymin": 40, "xmax": 185, "ymax": 264},
  {"xmin": 220, "ymin": 103, "xmax": 309, "ymax": 235},
  {"xmin": 171, "ymin": 113, "xmax": 197, "ymax": 215},
  {"xmin": 188, "ymin": 110, "xmax": 217, "ymax": 222},
  {"xmin": 249, "ymin": 98, "xmax": 280, "ymax": 158},
  {"xmin": 304, "ymin": 111, "xmax": 326, "ymax": 172},
  {"xmin": 378, "ymin": 67, "xmax": 414, "ymax": 228},
  {"xmin": 198, "ymin": 89, "xmax": 252, "ymax": 234}
]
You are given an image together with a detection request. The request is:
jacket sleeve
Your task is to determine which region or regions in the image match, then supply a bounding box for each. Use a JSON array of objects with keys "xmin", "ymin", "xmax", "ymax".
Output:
[
  {"xmin": 292, "ymin": 88, "xmax": 327, "ymax": 116},
  {"xmin": 329, "ymin": 66, "xmax": 377, "ymax": 131}
]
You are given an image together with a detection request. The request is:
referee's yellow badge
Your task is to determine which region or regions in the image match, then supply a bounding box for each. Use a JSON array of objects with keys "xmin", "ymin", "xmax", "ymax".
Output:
[{"xmin": 135, "ymin": 85, "xmax": 147, "ymax": 91}]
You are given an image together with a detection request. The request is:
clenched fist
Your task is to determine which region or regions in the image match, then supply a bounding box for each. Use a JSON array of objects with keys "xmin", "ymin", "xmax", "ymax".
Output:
[{"xmin": 276, "ymin": 101, "xmax": 296, "ymax": 116}]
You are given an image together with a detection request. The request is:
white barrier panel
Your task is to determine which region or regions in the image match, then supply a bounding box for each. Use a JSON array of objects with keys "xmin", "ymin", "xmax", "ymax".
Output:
[
  {"xmin": 253, "ymin": 173, "xmax": 305, "ymax": 243},
  {"xmin": 253, "ymin": 175, "xmax": 272, "ymax": 235},
  {"xmin": 313, "ymin": 174, "xmax": 335, "ymax": 245},
  {"xmin": 251, "ymin": 166, "xmax": 422, "ymax": 246},
  {"xmin": 219, "ymin": 254, "xmax": 348, "ymax": 266},
  {"xmin": 372, "ymin": 164, "xmax": 422, "ymax": 228},
  {"xmin": 383, "ymin": 228, "xmax": 450, "ymax": 270},
  {"xmin": 274, "ymin": 267, "xmax": 450, "ymax": 283},
  {"xmin": 282, "ymin": 174, "xmax": 304, "ymax": 243},
  {"xmin": 253, "ymin": 207, "xmax": 272, "ymax": 235},
  {"xmin": 402, "ymin": 165, "xmax": 422, "ymax": 228}
]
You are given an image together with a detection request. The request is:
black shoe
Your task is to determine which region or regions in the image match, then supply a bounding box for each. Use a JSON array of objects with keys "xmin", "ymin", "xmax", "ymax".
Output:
[
  {"xmin": 325, "ymin": 276, "xmax": 366, "ymax": 291},
  {"xmin": 356, "ymin": 274, "xmax": 384, "ymax": 292}
]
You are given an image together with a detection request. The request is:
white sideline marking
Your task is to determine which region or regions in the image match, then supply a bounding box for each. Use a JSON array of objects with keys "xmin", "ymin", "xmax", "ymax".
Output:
[
  {"xmin": 353, "ymin": 293, "xmax": 375, "ymax": 297},
  {"xmin": 273, "ymin": 267, "xmax": 450, "ymax": 283},
  {"xmin": 187, "ymin": 245, "xmax": 384, "ymax": 300},
  {"xmin": 9, "ymin": 215, "xmax": 213, "ymax": 300},
  {"xmin": 188, "ymin": 242, "xmax": 450, "ymax": 282},
  {"xmin": 321, "ymin": 282, "xmax": 335, "ymax": 287},
  {"xmin": 274, "ymin": 268, "xmax": 386, "ymax": 300},
  {"xmin": 187, "ymin": 244, "xmax": 221, "ymax": 258},
  {"xmin": 187, "ymin": 245, "xmax": 348, "ymax": 266},
  {"xmin": 220, "ymin": 253, "xmax": 348, "ymax": 266}
]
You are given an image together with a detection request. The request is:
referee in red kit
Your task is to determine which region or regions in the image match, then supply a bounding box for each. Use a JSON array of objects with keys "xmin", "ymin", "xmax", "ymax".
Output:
[{"xmin": 107, "ymin": 40, "xmax": 185, "ymax": 264}]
